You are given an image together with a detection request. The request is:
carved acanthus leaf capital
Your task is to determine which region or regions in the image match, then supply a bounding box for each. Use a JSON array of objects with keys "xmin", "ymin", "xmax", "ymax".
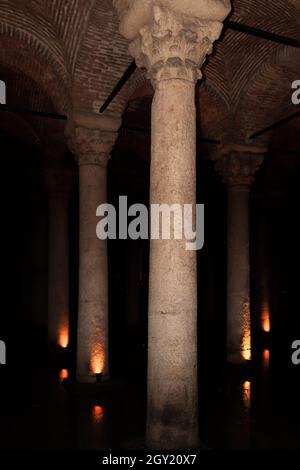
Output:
[
  {"xmin": 65, "ymin": 113, "xmax": 120, "ymax": 167},
  {"xmin": 68, "ymin": 127, "xmax": 118, "ymax": 167},
  {"xmin": 128, "ymin": 6, "xmax": 223, "ymax": 85},
  {"xmin": 215, "ymin": 151, "xmax": 265, "ymax": 187}
]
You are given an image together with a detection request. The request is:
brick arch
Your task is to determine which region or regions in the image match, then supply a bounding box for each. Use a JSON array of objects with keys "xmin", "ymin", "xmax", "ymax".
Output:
[
  {"xmin": 232, "ymin": 47, "xmax": 300, "ymax": 143},
  {"xmin": 0, "ymin": 33, "xmax": 71, "ymax": 115},
  {"xmin": 0, "ymin": 62, "xmax": 62, "ymax": 143},
  {"xmin": 198, "ymin": 81, "xmax": 232, "ymax": 142},
  {"xmin": 73, "ymin": 0, "xmax": 130, "ymax": 115},
  {"xmin": 204, "ymin": 0, "xmax": 300, "ymax": 138},
  {"xmin": 0, "ymin": 1, "xmax": 68, "ymax": 74},
  {"xmin": 119, "ymin": 69, "xmax": 153, "ymax": 109},
  {"xmin": 0, "ymin": 111, "xmax": 41, "ymax": 147},
  {"xmin": 0, "ymin": 0, "xmax": 72, "ymax": 115}
]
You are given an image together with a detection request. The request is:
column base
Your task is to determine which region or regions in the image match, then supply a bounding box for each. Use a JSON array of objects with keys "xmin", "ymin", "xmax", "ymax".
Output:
[
  {"xmin": 145, "ymin": 437, "xmax": 204, "ymax": 451},
  {"xmin": 146, "ymin": 425, "xmax": 200, "ymax": 451}
]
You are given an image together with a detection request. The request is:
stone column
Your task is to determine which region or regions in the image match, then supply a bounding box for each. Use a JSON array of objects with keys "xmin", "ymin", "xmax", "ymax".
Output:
[
  {"xmin": 114, "ymin": 0, "xmax": 231, "ymax": 449},
  {"xmin": 66, "ymin": 113, "xmax": 120, "ymax": 383},
  {"xmin": 46, "ymin": 168, "xmax": 74, "ymax": 348},
  {"xmin": 215, "ymin": 145, "xmax": 265, "ymax": 364}
]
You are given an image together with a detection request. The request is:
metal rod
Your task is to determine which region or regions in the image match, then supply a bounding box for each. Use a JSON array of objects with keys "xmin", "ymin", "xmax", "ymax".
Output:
[
  {"xmin": 249, "ymin": 110, "xmax": 300, "ymax": 139},
  {"xmin": 99, "ymin": 22, "xmax": 300, "ymax": 113},
  {"xmin": 99, "ymin": 61, "xmax": 137, "ymax": 113},
  {"xmin": 0, "ymin": 104, "xmax": 68, "ymax": 120},
  {"xmin": 225, "ymin": 20, "xmax": 300, "ymax": 49}
]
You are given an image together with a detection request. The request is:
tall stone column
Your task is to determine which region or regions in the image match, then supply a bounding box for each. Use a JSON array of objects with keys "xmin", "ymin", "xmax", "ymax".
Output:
[
  {"xmin": 46, "ymin": 168, "xmax": 74, "ymax": 349},
  {"xmin": 215, "ymin": 145, "xmax": 265, "ymax": 364},
  {"xmin": 114, "ymin": 0, "xmax": 231, "ymax": 449},
  {"xmin": 66, "ymin": 113, "xmax": 120, "ymax": 383}
]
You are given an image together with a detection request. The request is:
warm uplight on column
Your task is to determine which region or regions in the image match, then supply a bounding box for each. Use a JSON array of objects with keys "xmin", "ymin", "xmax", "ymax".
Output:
[
  {"xmin": 241, "ymin": 304, "xmax": 251, "ymax": 361},
  {"xmin": 262, "ymin": 302, "xmax": 270, "ymax": 333},
  {"xmin": 58, "ymin": 323, "xmax": 69, "ymax": 348},
  {"xmin": 90, "ymin": 346, "xmax": 105, "ymax": 376},
  {"xmin": 242, "ymin": 380, "xmax": 251, "ymax": 409}
]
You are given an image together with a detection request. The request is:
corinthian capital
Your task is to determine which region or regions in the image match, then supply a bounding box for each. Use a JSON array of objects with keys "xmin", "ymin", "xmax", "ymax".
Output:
[
  {"xmin": 70, "ymin": 128, "xmax": 118, "ymax": 167},
  {"xmin": 114, "ymin": 1, "xmax": 231, "ymax": 85},
  {"xmin": 214, "ymin": 144, "xmax": 266, "ymax": 187},
  {"xmin": 65, "ymin": 112, "xmax": 121, "ymax": 167}
]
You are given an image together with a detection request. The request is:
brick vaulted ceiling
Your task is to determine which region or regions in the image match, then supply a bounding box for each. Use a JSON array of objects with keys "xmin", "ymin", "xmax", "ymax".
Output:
[{"xmin": 0, "ymin": 0, "xmax": 299, "ymax": 151}]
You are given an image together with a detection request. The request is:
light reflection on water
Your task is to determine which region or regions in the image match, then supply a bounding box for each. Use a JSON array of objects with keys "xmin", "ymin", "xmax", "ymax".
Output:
[
  {"xmin": 263, "ymin": 349, "xmax": 270, "ymax": 367},
  {"xmin": 59, "ymin": 369, "xmax": 69, "ymax": 382},
  {"xmin": 92, "ymin": 405, "xmax": 104, "ymax": 424}
]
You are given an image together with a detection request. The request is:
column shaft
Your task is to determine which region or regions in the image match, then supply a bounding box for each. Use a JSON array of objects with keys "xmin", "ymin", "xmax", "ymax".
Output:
[
  {"xmin": 77, "ymin": 164, "xmax": 108, "ymax": 382},
  {"xmin": 66, "ymin": 113, "xmax": 120, "ymax": 384},
  {"xmin": 214, "ymin": 145, "xmax": 265, "ymax": 364},
  {"xmin": 147, "ymin": 79, "xmax": 198, "ymax": 449},
  {"xmin": 227, "ymin": 185, "xmax": 250, "ymax": 363},
  {"xmin": 48, "ymin": 195, "xmax": 70, "ymax": 348},
  {"xmin": 114, "ymin": 0, "xmax": 231, "ymax": 449}
]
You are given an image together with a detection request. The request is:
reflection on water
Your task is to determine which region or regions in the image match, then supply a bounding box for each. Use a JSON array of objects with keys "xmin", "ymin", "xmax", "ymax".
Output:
[
  {"xmin": 92, "ymin": 405, "xmax": 104, "ymax": 424},
  {"xmin": 263, "ymin": 349, "xmax": 270, "ymax": 367},
  {"xmin": 59, "ymin": 369, "xmax": 69, "ymax": 381},
  {"xmin": 262, "ymin": 302, "xmax": 271, "ymax": 333}
]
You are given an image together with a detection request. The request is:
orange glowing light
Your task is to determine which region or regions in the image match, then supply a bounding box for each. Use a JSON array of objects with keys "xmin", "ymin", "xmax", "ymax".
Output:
[
  {"xmin": 59, "ymin": 369, "xmax": 69, "ymax": 381},
  {"xmin": 262, "ymin": 304, "xmax": 270, "ymax": 333},
  {"xmin": 241, "ymin": 303, "xmax": 251, "ymax": 361},
  {"xmin": 92, "ymin": 405, "xmax": 104, "ymax": 424},
  {"xmin": 242, "ymin": 348, "xmax": 251, "ymax": 361},
  {"xmin": 242, "ymin": 332, "xmax": 251, "ymax": 361},
  {"xmin": 59, "ymin": 325, "xmax": 69, "ymax": 348},
  {"xmin": 243, "ymin": 380, "xmax": 251, "ymax": 409},
  {"xmin": 263, "ymin": 349, "xmax": 270, "ymax": 367},
  {"xmin": 91, "ymin": 348, "xmax": 105, "ymax": 375}
]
